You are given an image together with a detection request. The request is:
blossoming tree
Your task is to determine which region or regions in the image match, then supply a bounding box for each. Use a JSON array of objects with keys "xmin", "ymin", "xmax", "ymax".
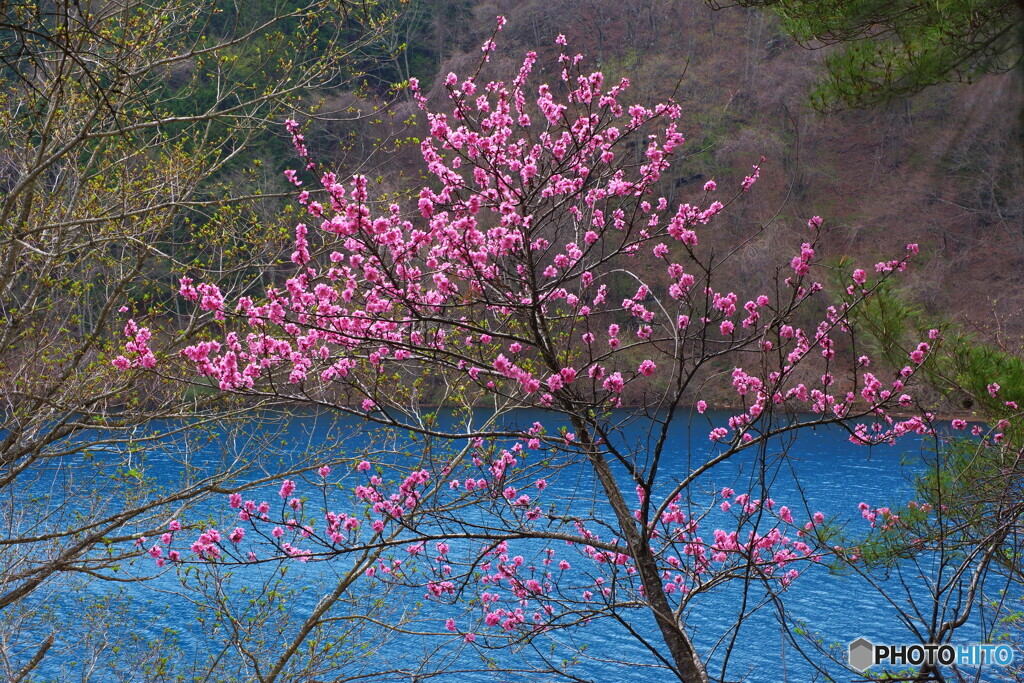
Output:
[{"xmin": 151, "ymin": 21, "xmax": 939, "ymax": 681}]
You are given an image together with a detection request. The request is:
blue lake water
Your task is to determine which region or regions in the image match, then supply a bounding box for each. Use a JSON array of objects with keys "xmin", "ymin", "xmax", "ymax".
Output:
[{"xmin": 18, "ymin": 409, "xmax": 1019, "ymax": 681}]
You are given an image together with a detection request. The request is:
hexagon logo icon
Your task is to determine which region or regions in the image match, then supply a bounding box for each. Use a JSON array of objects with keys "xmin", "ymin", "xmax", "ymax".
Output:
[{"xmin": 848, "ymin": 637, "xmax": 875, "ymax": 671}]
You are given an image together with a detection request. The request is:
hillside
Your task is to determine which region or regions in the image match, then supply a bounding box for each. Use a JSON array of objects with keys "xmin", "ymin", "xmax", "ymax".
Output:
[{"xmin": 340, "ymin": 0, "xmax": 1023, "ymax": 343}]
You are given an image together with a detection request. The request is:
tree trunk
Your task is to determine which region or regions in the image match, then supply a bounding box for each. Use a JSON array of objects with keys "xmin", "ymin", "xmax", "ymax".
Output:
[{"xmin": 572, "ymin": 418, "xmax": 710, "ymax": 683}]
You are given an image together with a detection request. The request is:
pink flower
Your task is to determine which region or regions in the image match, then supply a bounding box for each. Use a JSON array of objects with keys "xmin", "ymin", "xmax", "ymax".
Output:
[
  {"xmin": 357, "ymin": 461, "xmax": 372, "ymax": 471},
  {"xmin": 464, "ymin": 633, "xmax": 476, "ymax": 643},
  {"xmin": 445, "ymin": 618, "xmax": 457, "ymax": 632},
  {"xmin": 988, "ymin": 383, "xmax": 1001, "ymax": 397},
  {"xmin": 279, "ymin": 479, "xmax": 296, "ymax": 499},
  {"xmin": 178, "ymin": 277, "xmax": 198, "ymax": 301},
  {"xmin": 742, "ymin": 163, "xmax": 761, "ymax": 191},
  {"xmin": 638, "ymin": 360, "xmax": 657, "ymax": 377},
  {"xmin": 318, "ymin": 465, "xmax": 331, "ymax": 478},
  {"xmin": 951, "ymin": 419, "xmax": 967, "ymax": 430},
  {"xmin": 697, "ymin": 400, "xmax": 707, "ymax": 414},
  {"xmin": 602, "ymin": 372, "xmax": 625, "ymax": 393}
]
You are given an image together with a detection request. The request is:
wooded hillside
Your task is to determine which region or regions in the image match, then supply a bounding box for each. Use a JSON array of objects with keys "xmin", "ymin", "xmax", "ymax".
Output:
[{"xmin": 351, "ymin": 0, "xmax": 1023, "ymax": 342}]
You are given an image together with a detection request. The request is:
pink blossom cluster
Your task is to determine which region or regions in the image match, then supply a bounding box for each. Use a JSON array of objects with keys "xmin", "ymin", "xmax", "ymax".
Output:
[
  {"xmin": 145, "ymin": 463, "xmax": 445, "ymax": 568},
  {"xmin": 352, "ymin": 481, "xmax": 827, "ymax": 642},
  {"xmin": 112, "ymin": 319, "xmax": 156, "ymax": 369},
  {"xmin": 708, "ymin": 309, "xmax": 931, "ymax": 447},
  {"xmin": 144, "ymin": 30, "xmax": 931, "ymax": 455},
  {"xmin": 142, "ymin": 518, "xmax": 182, "ymax": 567},
  {"xmin": 158, "ymin": 31, "xmax": 781, "ymax": 413},
  {"xmin": 858, "ymin": 502, "xmax": 901, "ymax": 531}
]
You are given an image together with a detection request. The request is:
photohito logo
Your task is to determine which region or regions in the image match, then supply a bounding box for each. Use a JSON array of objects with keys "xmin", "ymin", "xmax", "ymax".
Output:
[{"xmin": 849, "ymin": 637, "xmax": 1015, "ymax": 671}]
